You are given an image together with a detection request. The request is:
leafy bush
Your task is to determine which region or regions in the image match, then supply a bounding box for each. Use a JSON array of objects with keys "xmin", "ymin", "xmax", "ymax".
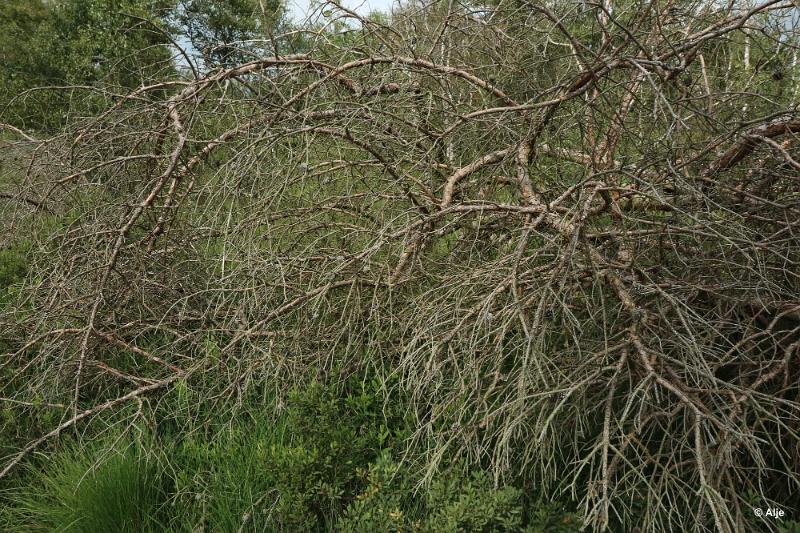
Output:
[
  {"xmin": 337, "ymin": 451, "xmax": 413, "ymax": 531},
  {"xmin": 424, "ymin": 468, "xmax": 526, "ymax": 531}
]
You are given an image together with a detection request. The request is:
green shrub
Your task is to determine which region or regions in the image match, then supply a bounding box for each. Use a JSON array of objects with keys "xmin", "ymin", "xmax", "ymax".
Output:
[
  {"xmin": 338, "ymin": 452, "xmax": 582, "ymax": 532},
  {"xmin": 424, "ymin": 468, "xmax": 525, "ymax": 532},
  {"xmin": 337, "ymin": 451, "xmax": 415, "ymax": 531},
  {"xmin": 523, "ymin": 500, "xmax": 583, "ymax": 533}
]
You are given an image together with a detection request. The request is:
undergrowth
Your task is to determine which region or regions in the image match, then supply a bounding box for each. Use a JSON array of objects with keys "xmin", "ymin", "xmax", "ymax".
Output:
[{"xmin": 1, "ymin": 371, "xmax": 582, "ymax": 532}]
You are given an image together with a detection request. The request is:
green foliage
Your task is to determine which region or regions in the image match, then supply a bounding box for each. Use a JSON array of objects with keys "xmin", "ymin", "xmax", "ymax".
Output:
[
  {"xmin": 160, "ymin": 372, "xmax": 413, "ymax": 531},
  {"xmin": 249, "ymin": 377, "xmax": 410, "ymax": 529},
  {"xmin": 337, "ymin": 451, "xmax": 416, "ymax": 531},
  {"xmin": 0, "ymin": 1, "xmax": 59, "ymax": 130},
  {"xmin": 51, "ymin": 0, "xmax": 177, "ymax": 86},
  {"xmin": 339, "ymin": 453, "xmax": 582, "ymax": 532},
  {"xmin": 1, "ymin": 371, "xmax": 582, "ymax": 532},
  {"xmin": 779, "ymin": 520, "xmax": 800, "ymax": 533},
  {"xmin": 0, "ymin": 0, "xmax": 296, "ymax": 130},
  {"xmin": 0, "ymin": 241, "xmax": 28, "ymax": 308},
  {"xmin": 168, "ymin": 416, "xmax": 288, "ymax": 531},
  {"xmin": 0, "ymin": 0, "xmax": 176, "ymax": 131},
  {"xmin": 176, "ymin": 0, "xmax": 283, "ymax": 67},
  {"xmin": 523, "ymin": 500, "xmax": 583, "ymax": 533},
  {"xmin": 7, "ymin": 437, "xmax": 172, "ymax": 532},
  {"xmin": 423, "ymin": 468, "xmax": 525, "ymax": 531}
]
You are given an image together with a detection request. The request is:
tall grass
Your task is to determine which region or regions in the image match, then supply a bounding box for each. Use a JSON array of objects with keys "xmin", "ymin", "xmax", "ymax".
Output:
[{"xmin": 6, "ymin": 438, "xmax": 171, "ymax": 532}]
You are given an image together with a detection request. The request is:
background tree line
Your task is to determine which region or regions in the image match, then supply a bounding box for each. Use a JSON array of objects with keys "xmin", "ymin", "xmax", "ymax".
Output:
[{"xmin": 0, "ymin": 0, "xmax": 284, "ymax": 131}]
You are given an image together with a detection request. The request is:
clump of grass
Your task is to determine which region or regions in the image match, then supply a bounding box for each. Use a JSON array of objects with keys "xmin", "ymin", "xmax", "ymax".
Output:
[
  {"xmin": 0, "ymin": 241, "xmax": 28, "ymax": 308},
  {"xmin": 7, "ymin": 436, "xmax": 171, "ymax": 533}
]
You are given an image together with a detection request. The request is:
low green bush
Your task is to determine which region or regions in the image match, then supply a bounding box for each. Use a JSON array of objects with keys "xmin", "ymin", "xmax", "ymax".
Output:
[{"xmin": 338, "ymin": 451, "xmax": 581, "ymax": 532}]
